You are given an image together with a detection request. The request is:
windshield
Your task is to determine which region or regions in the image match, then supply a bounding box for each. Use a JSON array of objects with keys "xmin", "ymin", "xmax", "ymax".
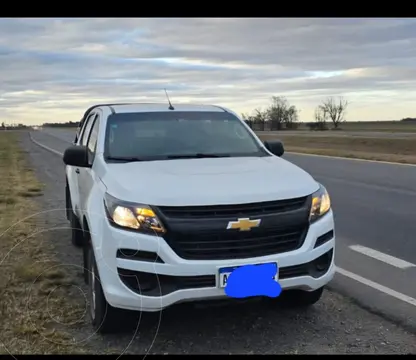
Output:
[{"xmin": 104, "ymin": 111, "xmax": 269, "ymax": 162}]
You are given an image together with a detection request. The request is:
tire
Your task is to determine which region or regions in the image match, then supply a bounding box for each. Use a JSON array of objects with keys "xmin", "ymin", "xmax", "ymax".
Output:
[
  {"xmin": 83, "ymin": 243, "xmax": 89, "ymax": 284},
  {"xmin": 87, "ymin": 245, "xmax": 123, "ymax": 334},
  {"xmin": 69, "ymin": 210, "xmax": 84, "ymax": 248},
  {"xmin": 65, "ymin": 182, "xmax": 71, "ymax": 221},
  {"xmin": 278, "ymin": 287, "xmax": 324, "ymax": 308}
]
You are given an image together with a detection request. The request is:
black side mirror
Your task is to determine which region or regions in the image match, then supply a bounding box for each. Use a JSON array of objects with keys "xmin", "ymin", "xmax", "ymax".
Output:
[
  {"xmin": 63, "ymin": 145, "xmax": 90, "ymax": 167},
  {"xmin": 264, "ymin": 140, "xmax": 284, "ymax": 157}
]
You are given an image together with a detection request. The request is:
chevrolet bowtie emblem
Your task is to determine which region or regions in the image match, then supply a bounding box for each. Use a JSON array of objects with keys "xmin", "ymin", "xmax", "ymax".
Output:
[{"xmin": 227, "ymin": 218, "xmax": 261, "ymax": 231}]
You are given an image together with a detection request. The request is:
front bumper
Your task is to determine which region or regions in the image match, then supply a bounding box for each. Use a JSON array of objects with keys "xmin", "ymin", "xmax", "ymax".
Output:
[{"xmin": 93, "ymin": 210, "xmax": 335, "ymax": 312}]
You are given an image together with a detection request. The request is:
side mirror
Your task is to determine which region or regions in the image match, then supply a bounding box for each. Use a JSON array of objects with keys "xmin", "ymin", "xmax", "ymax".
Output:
[
  {"xmin": 264, "ymin": 140, "xmax": 284, "ymax": 157},
  {"xmin": 63, "ymin": 145, "xmax": 90, "ymax": 167}
]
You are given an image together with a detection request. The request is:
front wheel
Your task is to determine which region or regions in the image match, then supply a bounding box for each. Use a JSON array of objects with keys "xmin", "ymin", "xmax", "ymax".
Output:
[
  {"xmin": 87, "ymin": 245, "xmax": 124, "ymax": 334},
  {"xmin": 69, "ymin": 210, "xmax": 84, "ymax": 248},
  {"xmin": 278, "ymin": 287, "xmax": 324, "ymax": 308}
]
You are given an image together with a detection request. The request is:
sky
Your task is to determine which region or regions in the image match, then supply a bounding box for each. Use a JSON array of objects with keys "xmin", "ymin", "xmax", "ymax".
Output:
[{"xmin": 1, "ymin": 18, "xmax": 416, "ymax": 125}]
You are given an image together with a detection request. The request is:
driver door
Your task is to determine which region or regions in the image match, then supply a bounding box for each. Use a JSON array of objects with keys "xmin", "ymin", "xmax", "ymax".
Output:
[{"xmin": 67, "ymin": 112, "xmax": 96, "ymax": 220}]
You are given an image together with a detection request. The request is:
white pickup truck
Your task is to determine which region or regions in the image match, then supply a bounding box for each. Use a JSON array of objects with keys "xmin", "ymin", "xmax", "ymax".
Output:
[{"xmin": 64, "ymin": 103, "xmax": 335, "ymax": 333}]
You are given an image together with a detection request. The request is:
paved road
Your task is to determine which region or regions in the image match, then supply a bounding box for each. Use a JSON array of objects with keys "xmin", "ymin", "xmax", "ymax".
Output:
[
  {"xmin": 285, "ymin": 152, "xmax": 416, "ymax": 329},
  {"xmin": 24, "ymin": 129, "xmax": 416, "ymax": 353}
]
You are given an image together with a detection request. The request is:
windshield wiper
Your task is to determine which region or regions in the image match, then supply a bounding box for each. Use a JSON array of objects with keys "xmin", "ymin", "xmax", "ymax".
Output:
[
  {"xmin": 166, "ymin": 153, "xmax": 231, "ymax": 159},
  {"xmin": 106, "ymin": 156, "xmax": 146, "ymax": 163}
]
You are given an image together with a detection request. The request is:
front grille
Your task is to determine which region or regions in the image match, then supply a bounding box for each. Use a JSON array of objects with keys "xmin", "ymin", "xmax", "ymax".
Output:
[
  {"xmin": 164, "ymin": 226, "xmax": 308, "ymax": 260},
  {"xmin": 155, "ymin": 196, "xmax": 311, "ymax": 261},
  {"xmin": 157, "ymin": 197, "xmax": 308, "ymax": 219}
]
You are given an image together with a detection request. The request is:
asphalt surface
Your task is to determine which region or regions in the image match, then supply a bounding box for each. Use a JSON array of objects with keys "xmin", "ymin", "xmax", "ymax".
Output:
[
  {"xmin": 19, "ymin": 129, "xmax": 416, "ymax": 354},
  {"xmin": 284, "ymin": 152, "xmax": 416, "ymax": 331}
]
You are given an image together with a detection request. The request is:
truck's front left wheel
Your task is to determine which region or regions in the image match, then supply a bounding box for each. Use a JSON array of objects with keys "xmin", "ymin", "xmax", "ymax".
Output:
[
  {"xmin": 69, "ymin": 210, "xmax": 84, "ymax": 248},
  {"xmin": 87, "ymin": 245, "xmax": 123, "ymax": 334}
]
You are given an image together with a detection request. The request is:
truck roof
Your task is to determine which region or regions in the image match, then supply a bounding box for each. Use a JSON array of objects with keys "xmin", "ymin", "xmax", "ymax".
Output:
[
  {"xmin": 80, "ymin": 103, "xmax": 228, "ymax": 125},
  {"xmin": 110, "ymin": 103, "xmax": 226, "ymax": 114}
]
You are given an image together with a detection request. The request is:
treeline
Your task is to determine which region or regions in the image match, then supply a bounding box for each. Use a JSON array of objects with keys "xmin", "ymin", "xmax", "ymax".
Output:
[
  {"xmin": 400, "ymin": 117, "xmax": 416, "ymax": 123},
  {"xmin": 42, "ymin": 121, "xmax": 80, "ymax": 128},
  {"xmin": 242, "ymin": 96, "xmax": 349, "ymax": 131},
  {"xmin": 0, "ymin": 122, "xmax": 29, "ymax": 130}
]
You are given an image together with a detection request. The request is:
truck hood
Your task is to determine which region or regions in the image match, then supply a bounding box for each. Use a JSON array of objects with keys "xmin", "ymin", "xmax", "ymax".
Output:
[{"xmin": 101, "ymin": 156, "xmax": 319, "ymax": 206}]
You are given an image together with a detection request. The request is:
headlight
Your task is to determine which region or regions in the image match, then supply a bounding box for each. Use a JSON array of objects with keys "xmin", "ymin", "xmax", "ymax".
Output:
[
  {"xmin": 309, "ymin": 184, "xmax": 331, "ymax": 222},
  {"xmin": 104, "ymin": 193, "xmax": 165, "ymax": 235}
]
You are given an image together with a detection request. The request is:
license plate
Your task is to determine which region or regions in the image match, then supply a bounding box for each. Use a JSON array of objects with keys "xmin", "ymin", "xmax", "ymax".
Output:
[{"xmin": 219, "ymin": 262, "xmax": 279, "ymax": 288}]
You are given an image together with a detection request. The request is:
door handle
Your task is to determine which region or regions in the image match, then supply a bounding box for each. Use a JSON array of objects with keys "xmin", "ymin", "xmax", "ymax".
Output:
[{"xmin": 75, "ymin": 168, "xmax": 80, "ymax": 174}]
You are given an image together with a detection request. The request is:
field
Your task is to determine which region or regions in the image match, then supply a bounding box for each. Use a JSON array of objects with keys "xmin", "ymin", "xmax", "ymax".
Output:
[
  {"xmin": 255, "ymin": 121, "xmax": 416, "ymax": 164},
  {"xmin": 258, "ymin": 133, "xmax": 416, "ymax": 164},
  {"xmin": 0, "ymin": 132, "xmax": 85, "ymax": 354},
  {"xmin": 291, "ymin": 121, "xmax": 416, "ymax": 133}
]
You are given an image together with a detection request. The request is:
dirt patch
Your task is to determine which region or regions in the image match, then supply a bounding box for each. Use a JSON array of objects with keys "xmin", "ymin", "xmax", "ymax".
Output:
[
  {"xmin": 258, "ymin": 134, "xmax": 416, "ymax": 164},
  {"xmin": 0, "ymin": 132, "xmax": 87, "ymax": 354}
]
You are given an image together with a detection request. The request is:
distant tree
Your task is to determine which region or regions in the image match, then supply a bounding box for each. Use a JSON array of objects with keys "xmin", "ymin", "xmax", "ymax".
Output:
[
  {"xmin": 312, "ymin": 107, "xmax": 329, "ymax": 131},
  {"xmin": 266, "ymin": 96, "xmax": 286, "ymax": 130},
  {"xmin": 252, "ymin": 108, "xmax": 267, "ymax": 131},
  {"xmin": 241, "ymin": 112, "xmax": 253, "ymax": 128},
  {"xmin": 401, "ymin": 117, "xmax": 416, "ymax": 123},
  {"xmin": 319, "ymin": 97, "xmax": 348, "ymax": 129},
  {"xmin": 266, "ymin": 96, "xmax": 299, "ymax": 130},
  {"xmin": 42, "ymin": 121, "xmax": 80, "ymax": 128},
  {"xmin": 286, "ymin": 105, "xmax": 300, "ymax": 129},
  {"xmin": 0, "ymin": 122, "xmax": 5, "ymax": 130}
]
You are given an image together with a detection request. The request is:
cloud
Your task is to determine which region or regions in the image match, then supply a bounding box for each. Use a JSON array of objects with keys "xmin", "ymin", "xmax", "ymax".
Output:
[{"xmin": 1, "ymin": 18, "xmax": 416, "ymax": 124}]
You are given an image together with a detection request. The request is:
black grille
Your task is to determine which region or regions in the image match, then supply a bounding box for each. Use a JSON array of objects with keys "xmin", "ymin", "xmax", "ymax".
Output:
[
  {"xmin": 155, "ymin": 197, "xmax": 311, "ymax": 261},
  {"xmin": 164, "ymin": 226, "xmax": 308, "ymax": 260},
  {"xmin": 155, "ymin": 196, "xmax": 311, "ymax": 260},
  {"xmin": 157, "ymin": 197, "xmax": 308, "ymax": 219}
]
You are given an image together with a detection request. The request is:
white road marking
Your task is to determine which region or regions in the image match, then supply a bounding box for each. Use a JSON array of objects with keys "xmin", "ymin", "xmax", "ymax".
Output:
[
  {"xmin": 29, "ymin": 134, "xmax": 416, "ymax": 308},
  {"xmin": 286, "ymin": 151, "xmax": 416, "ymax": 167},
  {"xmin": 29, "ymin": 133, "xmax": 64, "ymax": 156},
  {"xmin": 336, "ymin": 266, "xmax": 416, "ymax": 307},
  {"xmin": 349, "ymin": 244, "xmax": 416, "ymax": 269}
]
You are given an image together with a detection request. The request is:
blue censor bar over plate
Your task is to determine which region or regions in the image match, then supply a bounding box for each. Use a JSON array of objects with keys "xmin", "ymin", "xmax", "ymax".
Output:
[{"xmin": 223, "ymin": 263, "xmax": 282, "ymax": 298}]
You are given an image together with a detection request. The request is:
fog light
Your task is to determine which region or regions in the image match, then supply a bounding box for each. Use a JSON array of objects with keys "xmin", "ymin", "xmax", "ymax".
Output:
[
  {"xmin": 315, "ymin": 255, "xmax": 329, "ymax": 271},
  {"xmin": 310, "ymin": 249, "xmax": 333, "ymax": 277},
  {"xmin": 118, "ymin": 269, "xmax": 157, "ymax": 292}
]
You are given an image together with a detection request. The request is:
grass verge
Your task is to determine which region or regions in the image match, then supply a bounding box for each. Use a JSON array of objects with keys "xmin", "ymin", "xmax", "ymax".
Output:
[
  {"xmin": 258, "ymin": 134, "xmax": 416, "ymax": 164},
  {"xmin": 0, "ymin": 132, "xmax": 87, "ymax": 354}
]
